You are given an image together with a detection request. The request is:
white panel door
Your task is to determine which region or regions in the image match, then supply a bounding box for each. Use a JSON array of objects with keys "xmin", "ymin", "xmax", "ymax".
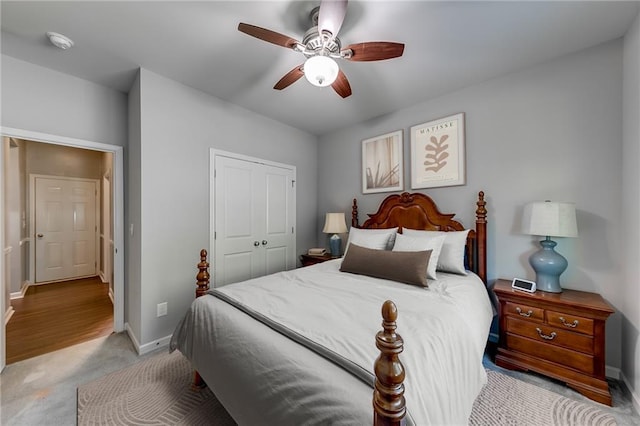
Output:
[
  {"xmin": 262, "ymin": 167, "xmax": 294, "ymax": 275},
  {"xmin": 35, "ymin": 177, "xmax": 97, "ymax": 282},
  {"xmin": 214, "ymin": 155, "xmax": 295, "ymax": 286}
]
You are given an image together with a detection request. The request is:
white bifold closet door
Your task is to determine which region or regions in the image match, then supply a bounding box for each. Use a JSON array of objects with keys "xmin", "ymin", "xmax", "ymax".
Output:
[{"xmin": 213, "ymin": 154, "xmax": 296, "ymax": 287}]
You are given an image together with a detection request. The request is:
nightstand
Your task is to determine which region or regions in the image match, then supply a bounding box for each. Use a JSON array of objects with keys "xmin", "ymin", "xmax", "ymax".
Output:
[
  {"xmin": 299, "ymin": 253, "xmax": 335, "ymax": 267},
  {"xmin": 493, "ymin": 279, "xmax": 614, "ymax": 406}
]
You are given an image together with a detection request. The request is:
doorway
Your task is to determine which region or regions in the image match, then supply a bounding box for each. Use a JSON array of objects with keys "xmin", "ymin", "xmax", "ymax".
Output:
[{"xmin": 0, "ymin": 127, "xmax": 124, "ymax": 371}]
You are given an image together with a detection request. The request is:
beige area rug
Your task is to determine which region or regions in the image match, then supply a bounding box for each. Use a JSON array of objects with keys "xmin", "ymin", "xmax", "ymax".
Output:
[{"xmin": 78, "ymin": 351, "xmax": 617, "ymax": 426}]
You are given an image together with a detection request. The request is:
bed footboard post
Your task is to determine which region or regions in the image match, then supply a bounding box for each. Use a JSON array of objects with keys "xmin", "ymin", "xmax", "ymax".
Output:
[
  {"xmin": 196, "ymin": 249, "xmax": 210, "ymax": 298},
  {"xmin": 373, "ymin": 300, "xmax": 406, "ymax": 426},
  {"xmin": 475, "ymin": 191, "xmax": 487, "ymax": 284},
  {"xmin": 193, "ymin": 249, "xmax": 210, "ymax": 390}
]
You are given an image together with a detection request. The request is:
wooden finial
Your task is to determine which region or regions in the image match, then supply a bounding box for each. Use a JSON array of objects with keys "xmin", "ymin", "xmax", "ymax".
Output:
[
  {"xmin": 352, "ymin": 198, "xmax": 359, "ymax": 228},
  {"xmin": 373, "ymin": 300, "xmax": 406, "ymax": 426},
  {"xmin": 195, "ymin": 249, "xmax": 210, "ymax": 298},
  {"xmin": 475, "ymin": 191, "xmax": 487, "ymax": 284},
  {"xmin": 476, "ymin": 191, "xmax": 487, "ymax": 223}
]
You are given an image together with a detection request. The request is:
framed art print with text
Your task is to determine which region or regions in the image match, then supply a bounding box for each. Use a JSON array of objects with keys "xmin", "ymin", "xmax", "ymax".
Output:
[
  {"xmin": 410, "ymin": 113, "xmax": 465, "ymax": 189},
  {"xmin": 362, "ymin": 130, "xmax": 404, "ymax": 194}
]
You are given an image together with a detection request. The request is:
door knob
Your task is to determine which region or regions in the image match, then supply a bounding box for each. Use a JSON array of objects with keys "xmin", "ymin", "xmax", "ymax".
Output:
[
  {"xmin": 37, "ymin": 233, "xmax": 44, "ymax": 238},
  {"xmin": 262, "ymin": 240, "xmax": 268, "ymax": 245},
  {"xmin": 254, "ymin": 241, "xmax": 260, "ymax": 247}
]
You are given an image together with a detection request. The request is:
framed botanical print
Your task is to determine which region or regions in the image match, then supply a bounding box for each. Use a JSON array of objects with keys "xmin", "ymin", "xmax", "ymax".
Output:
[
  {"xmin": 362, "ymin": 130, "xmax": 403, "ymax": 194},
  {"xmin": 410, "ymin": 113, "xmax": 465, "ymax": 189}
]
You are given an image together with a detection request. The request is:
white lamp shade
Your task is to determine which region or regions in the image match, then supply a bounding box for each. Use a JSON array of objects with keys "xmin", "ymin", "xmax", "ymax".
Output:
[
  {"xmin": 522, "ymin": 201, "xmax": 578, "ymax": 238},
  {"xmin": 304, "ymin": 56, "xmax": 339, "ymax": 87},
  {"xmin": 322, "ymin": 212, "xmax": 348, "ymax": 234}
]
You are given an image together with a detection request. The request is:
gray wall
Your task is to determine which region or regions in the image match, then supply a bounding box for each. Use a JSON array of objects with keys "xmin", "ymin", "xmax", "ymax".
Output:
[
  {"xmin": 318, "ymin": 40, "xmax": 624, "ymax": 370},
  {"xmin": 130, "ymin": 68, "xmax": 318, "ymax": 345},
  {"xmin": 1, "ymin": 55, "xmax": 127, "ymax": 147},
  {"xmin": 126, "ymin": 71, "xmax": 143, "ymax": 344},
  {"xmin": 622, "ymin": 12, "xmax": 640, "ymax": 411}
]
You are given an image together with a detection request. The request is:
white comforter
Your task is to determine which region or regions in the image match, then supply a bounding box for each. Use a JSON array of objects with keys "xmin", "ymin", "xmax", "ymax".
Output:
[{"xmin": 171, "ymin": 259, "xmax": 493, "ymax": 425}]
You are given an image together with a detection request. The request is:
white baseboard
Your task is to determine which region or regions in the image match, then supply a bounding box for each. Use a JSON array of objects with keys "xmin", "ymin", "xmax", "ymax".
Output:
[
  {"xmin": 605, "ymin": 365, "xmax": 620, "ymax": 380},
  {"xmin": 108, "ymin": 287, "xmax": 114, "ymax": 305},
  {"xmin": 4, "ymin": 306, "xmax": 15, "ymax": 325},
  {"xmin": 10, "ymin": 281, "xmax": 30, "ymax": 299},
  {"xmin": 621, "ymin": 371, "xmax": 640, "ymax": 416},
  {"xmin": 98, "ymin": 271, "xmax": 108, "ymax": 283},
  {"xmin": 125, "ymin": 322, "xmax": 171, "ymax": 355}
]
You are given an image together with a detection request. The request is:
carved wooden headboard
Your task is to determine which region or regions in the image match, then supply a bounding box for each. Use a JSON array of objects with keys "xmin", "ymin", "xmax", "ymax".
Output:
[{"xmin": 351, "ymin": 191, "xmax": 487, "ymax": 283}]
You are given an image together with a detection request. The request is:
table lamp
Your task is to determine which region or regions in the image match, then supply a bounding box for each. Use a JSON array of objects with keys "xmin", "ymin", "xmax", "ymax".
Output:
[
  {"xmin": 322, "ymin": 212, "xmax": 348, "ymax": 257},
  {"xmin": 522, "ymin": 200, "xmax": 578, "ymax": 293}
]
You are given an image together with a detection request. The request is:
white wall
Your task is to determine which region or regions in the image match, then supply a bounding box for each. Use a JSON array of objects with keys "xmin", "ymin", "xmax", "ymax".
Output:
[
  {"xmin": 130, "ymin": 69, "xmax": 318, "ymax": 346},
  {"xmin": 318, "ymin": 40, "xmax": 625, "ymax": 369},
  {"xmin": 622, "ymin": 11, "xmax": 640, "ymax": 412}
]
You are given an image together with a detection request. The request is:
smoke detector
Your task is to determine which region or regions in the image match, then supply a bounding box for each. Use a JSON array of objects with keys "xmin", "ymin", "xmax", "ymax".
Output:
[{"xmin": 46, "ymin": 32, "xmax": 74, "ymax": 50}]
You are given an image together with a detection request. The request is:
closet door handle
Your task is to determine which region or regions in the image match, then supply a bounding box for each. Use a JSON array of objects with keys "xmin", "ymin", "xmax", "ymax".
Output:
[
  {"xmin": 262, "ymin": 240, "xmax": 268, "ymax": 246},
  {"xmin": 253, "ymin": 241, "xmax": 260, "ymax": 247},
  {"xmin": 37, "ymin": 233, "xmax": 44, "ymax": 238}
]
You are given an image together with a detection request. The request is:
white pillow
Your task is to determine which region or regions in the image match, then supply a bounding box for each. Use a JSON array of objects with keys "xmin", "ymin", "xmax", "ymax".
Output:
[
  {"xmin": 346, "ymin": 227, "xmax": 398, "ymax": 253},
  {"xmin": 392, "ymin": 233, "xmax": 445, "ymax": 280},
  {"xmin": 402, "ymin": 229, "xmax": 470, "ymax": 275}
]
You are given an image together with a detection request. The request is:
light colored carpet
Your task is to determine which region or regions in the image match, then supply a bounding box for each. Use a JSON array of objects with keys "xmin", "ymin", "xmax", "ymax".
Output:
[
  {"xmin": 471, "ymin": 370, "xmax": 616, "ymax": 426},
  {"xmin": 77, "ymin": 350, "xmax": 234, "ymax": 426},
  {"xmin": 78, "ymin": 350, "xmax": 618, "ymax": 426}
]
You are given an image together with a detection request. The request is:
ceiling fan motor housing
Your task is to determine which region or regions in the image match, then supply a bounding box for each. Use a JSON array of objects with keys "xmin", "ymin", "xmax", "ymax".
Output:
[{"xmin": 302, "ymin": 27, "xmax": 341, "ymax": 57}]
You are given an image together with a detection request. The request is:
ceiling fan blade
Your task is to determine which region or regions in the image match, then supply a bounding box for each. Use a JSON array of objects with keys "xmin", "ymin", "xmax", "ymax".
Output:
[
  {"xmin": 318, "ymin": 0, "xmax": 348, "ymax": 38},
  {"xmin": 331, "ymin": 69, "xmax": 352, "ymax": 98},
  {"xmin": 238, "ymin": 23, "xmax": 299, "ymax": 49},
  {"xmin": 343, "ymin": 42, "xmax": 405, "ymax": 62},
  {"xmin": 274, "ymin": 65, "xmax": 305, "ymax": 90}
]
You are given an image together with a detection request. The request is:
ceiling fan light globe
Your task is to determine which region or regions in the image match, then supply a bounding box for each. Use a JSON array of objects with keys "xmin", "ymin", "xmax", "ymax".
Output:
[{"xmin": 304, "ymin": 56, "xmax": 339, "ymax": 87}]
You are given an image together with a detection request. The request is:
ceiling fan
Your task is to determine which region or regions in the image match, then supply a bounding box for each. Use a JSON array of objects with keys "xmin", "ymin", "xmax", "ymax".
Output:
[{"xmin": 238, "ymin": 0, "xmax": 405, "ymax": 98}]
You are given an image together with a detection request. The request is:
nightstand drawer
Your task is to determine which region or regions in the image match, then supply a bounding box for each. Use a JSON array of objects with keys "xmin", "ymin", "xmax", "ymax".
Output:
[
  {"xmin": 504, "ymin": 302, "xmax": 544, "ymax": 322},
  {"xmin": 506, "ymin": 317, "xmax": 593, "ymax": 354},
  {"xmin": 547, "ymin": 311, "xmax": 594, "ymax": 336},
  {"xmin": 506, "ymin": 334, "xmax": 594, "ymax": 375}
]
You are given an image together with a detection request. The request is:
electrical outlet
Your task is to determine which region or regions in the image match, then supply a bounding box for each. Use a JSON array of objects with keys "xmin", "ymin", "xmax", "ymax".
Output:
[{"xmin": 157, "ymin": 302, "xmax": 167, "ymax": 317}]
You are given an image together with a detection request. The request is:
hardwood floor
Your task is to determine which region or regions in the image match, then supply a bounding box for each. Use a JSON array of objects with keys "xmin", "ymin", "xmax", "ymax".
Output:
[{"xmin": 6, "ymin": 276, "xmax": 113, "ymax": 364}]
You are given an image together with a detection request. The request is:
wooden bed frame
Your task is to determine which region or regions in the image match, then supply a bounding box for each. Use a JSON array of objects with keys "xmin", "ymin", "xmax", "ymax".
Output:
[
  {"xmin": 352, "ymin": 191, "xmax": 487, "ymax": 284},
  {"xmin": 192, "ymin": 191, "xmax": 487, "ymax": 425}
]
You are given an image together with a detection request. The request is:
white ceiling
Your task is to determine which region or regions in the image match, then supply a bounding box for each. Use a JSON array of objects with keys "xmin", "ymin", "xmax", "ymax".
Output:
[{"xmin": 1, "ymin": 1, "xmax": 638, "ymax": 136}]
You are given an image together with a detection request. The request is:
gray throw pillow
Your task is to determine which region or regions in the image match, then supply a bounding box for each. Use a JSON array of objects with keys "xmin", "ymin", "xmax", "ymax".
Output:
[{"xmin": 340, "ymin": 243, "xmax": 432, "ymax": 287}]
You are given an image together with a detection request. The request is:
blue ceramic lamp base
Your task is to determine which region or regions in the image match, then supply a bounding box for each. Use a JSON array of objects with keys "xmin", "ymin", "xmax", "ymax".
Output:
[
  {"xmin": 329, "ymin": 234, "xmax": 342, "ymax": 257},
  {"xmin": 529, "ymin": 237, "xmax": 567, "ymax": 293}
]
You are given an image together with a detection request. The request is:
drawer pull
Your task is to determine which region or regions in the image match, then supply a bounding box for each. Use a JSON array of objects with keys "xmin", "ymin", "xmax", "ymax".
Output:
[
  {"xmin": 516, "ymin": 307, "xmax": 533, "ymax": 317},
  {"xmin": 536, "ymin": 328, "xmax": 557, "ymax": 340},
  {"xmin": 559, "ymin": 317, "xmax": 579, "ymax": 328}
]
